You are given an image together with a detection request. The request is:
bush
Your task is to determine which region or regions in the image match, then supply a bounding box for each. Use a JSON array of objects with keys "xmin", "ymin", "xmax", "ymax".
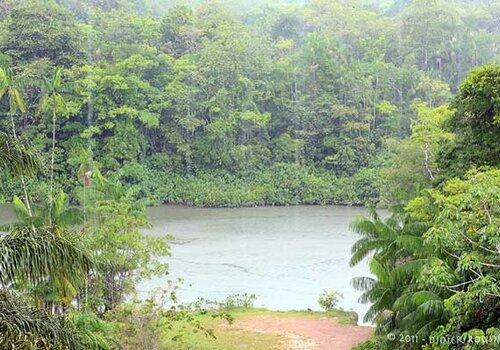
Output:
[
  {"xmin": 106, "ymin": 163, "xmax": 382, "ymax": 207},
  {"xmin": 318, "ymin": 290, "xmax": 343, "ymax": 311},
  {"xmin": 352, "ymin": 338, "xmax": 382, "ymax": 350}
]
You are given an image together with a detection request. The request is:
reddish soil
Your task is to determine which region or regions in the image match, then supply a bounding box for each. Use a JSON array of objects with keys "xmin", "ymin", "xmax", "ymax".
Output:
[{"xmin": 228, "ymin": 315, "xmax": 373, "ymax": 350}]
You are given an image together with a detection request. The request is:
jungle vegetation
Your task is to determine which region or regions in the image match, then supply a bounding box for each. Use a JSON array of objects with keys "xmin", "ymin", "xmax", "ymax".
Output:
[
  {"xmin": 351, "ymin": 64, "xmax": 500, "ymax": 349},
  {"xmin": 0, "ymin": 0, "xmax": 498, "ymax": 206},
  {"xmin": 0, "ymin": 0, "xmax": 498, "ymax": 349}
]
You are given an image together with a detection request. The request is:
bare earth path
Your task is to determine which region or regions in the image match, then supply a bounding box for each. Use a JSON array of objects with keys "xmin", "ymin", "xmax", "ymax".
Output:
[{"xmin": 222, "ymin": 314, "xmax": 373, "ymax": 350}]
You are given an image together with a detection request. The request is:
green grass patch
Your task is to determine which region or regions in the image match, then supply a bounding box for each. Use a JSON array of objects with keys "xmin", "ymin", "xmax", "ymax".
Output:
[
  {"xmin": 226, "ymin": 307, "xmax": 358, "ymax": 325},
  {"xmin": 162, "ymin": 307, "xmax": 358, "ymax": 350}
]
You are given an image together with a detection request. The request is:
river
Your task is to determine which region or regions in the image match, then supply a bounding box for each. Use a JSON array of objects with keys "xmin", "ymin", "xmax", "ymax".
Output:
[{"xmin": 140, "ymin": 205, "xmax": 375, "ymax": 324}]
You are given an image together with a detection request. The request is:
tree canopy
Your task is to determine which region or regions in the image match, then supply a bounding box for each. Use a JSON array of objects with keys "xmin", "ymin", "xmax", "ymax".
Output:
[{"xmin": 1, "ymin": 0, "xmax": 498, "ymax": 206}]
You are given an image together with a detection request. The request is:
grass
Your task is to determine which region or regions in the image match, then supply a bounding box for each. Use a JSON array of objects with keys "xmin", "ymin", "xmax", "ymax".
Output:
[
  {"xmin": 228, "ymin": 307, "xmax": 359, "ymax": 325},
  {"xmin": 162, "ymin": 307, "xmax": 359, "ymax": 350}
]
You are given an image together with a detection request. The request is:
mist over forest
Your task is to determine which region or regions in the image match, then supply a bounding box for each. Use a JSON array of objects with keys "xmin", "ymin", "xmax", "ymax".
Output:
[
  {"xmin": 0, "ymin": 0, "xmax": 498, "ymax": 349},
  {"xmin": 1, "ymin": 0, "xmax": 497, "ymax": 206}
]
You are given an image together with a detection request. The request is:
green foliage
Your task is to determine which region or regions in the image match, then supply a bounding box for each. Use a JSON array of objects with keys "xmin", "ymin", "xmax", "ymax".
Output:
[
  {"xmin": 0, "ymin": 132, "xmax": 39, "ymax": 177},
  {"xmin": 194, "ymin": 293, "xmax": 257, "ymax": 311},
  {"xmin": 353, "ymin": 338, "xmax": 382, "ymax": 350},
  {"xmin": 119, "ymin": 164, "xmax": 379, "ymax": 207},
  {"xmin": 70, "ymin": 312, "xmax": 117, "ymax": 349},
  {"xmin": 0, "ymin": 67, "xmax": 26, "ymax": 117},
  {"xmin": 0, "ymin": 227, "xmax": 91, "ymax": 290},
  {"xmin": 0, "ymin": 291, "xmax": 96, "ymax": 350},
  {"xmin": 82, "ymin": 169, "xmax": 170, "ymax": 312},
  {"xmin": 160, "ymin": 5, "xmax": 201, "ymax": 57},
  {"xmin": 318, "ymin": 290, "xmax": 343, "ymax": 311},
  {"xmin": 106, "ymin": 287, "xmax": 234, "ymax": 349},
  {"xmin": 438, "ymin": 64, "xmax": 500, "ymax": 179},
  {"xmin": 351, "ymin": 64, "xmax": 500, "ymax": 347},
  {"xmin": 379, "ymin": 103, "xmax": 454, "ymax": 205},
  {"xmin": 0, "ymin": 1, "xmax": 499, "ymax": 348},
  {"xmin": 1, "ymin": 191, "xmax": 82, "ymax": 231},
  {"xmin": 1, "ymin": 0, "xmax": 496, "ymax": 206},
  {"xmin": 0, "ymin": 0, "xmax": 84, "ymax": 66},
  {"xmin": 349, "ymin": 209, "xmax": 427, "ymax": 267}
]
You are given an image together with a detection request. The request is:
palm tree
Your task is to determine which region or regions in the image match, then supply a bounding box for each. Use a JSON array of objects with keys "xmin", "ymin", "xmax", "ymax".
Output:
[
  {"xmin": 0, "ymin": 227, "xmax": 91, "ymax": 292},
  {"xmin": 0, "ymin": 69, "xmax": 34, "ymax": 216},
  {"xmin": 0, "ymin": 132, "xmax": 38, "ymax": 178},
  {"xmin": 1, "ymin": 191, "xmax": 82, "ymax": 232},
  {"xmin": 37, "ymin": 68, "xmax": 68, "ymax": 225},
  {"xmin": 0, "ymin": 135, "xmax": 94, "ymax": 347},
  {"xmin": 0, "ymin": 67, "xmax": 26, "ymax": 138},
  {"xmin": 349, "ymin": 209, "xmax": 428, "ymax": 267},
  {"xmin": 0, "ymin": 290, "xmax": 91, "ymax": 350},
  {"xmin": 0, "ymin": 191, "xmax": 88, "ymax": 313},
  {"xmin": 352, "ymin": 258, "xmax": 427, "ymax": 323},
  {"xmin": 393, "ymin": 289, "xmax": 447, "ymax": 342}
]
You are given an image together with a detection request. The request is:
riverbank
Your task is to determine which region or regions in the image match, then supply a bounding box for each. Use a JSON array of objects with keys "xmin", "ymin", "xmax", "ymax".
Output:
[
  {"xmin": 113, "ymin": 163, "xmax": 380, "ymax": 207},
  {"xmin": 164, "ymin": 308, "xmax": 373, "ymax": 350},
  {"xmin": 0, "ymin": 164, "xmax": 380, "ymax": 208}
]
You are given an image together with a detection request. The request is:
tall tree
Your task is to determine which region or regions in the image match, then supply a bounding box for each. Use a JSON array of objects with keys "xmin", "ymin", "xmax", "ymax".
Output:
[
  {"xmin": 37, "ymin": 68, "xmax": 68, "ymax": 224},
  {"xmin": 0, "ymin": 67, "xmax": 26, "ymax": 138},
  {"xmin": 0, "ymin": 68, "xmax": 34, "ymax": 215},
  {"xmin": 438, "ymin": 64, "xmax": 500, "ymax": 179}
]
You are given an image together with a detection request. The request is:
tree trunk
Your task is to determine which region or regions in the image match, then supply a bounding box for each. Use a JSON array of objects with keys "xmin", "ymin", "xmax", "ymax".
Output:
[
  {"xmin": 10, "ymin": 113, "xmax": 33, "ymax": 217},
  {"xmin": 49, "ymin": 109, "xmax": 56, "ymax": 225},
  {"xmin": 423, "ymin": 143, "xmax": 434, "ymax": 180}
]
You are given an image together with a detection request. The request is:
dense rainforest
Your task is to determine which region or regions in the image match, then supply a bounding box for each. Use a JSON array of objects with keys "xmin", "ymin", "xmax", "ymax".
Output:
[
  {"xmin": 351, "ymin": 62, "xmax": 500, "ymax": 349},
  {"xmin": 0, "ymin": 0, "xmax": 499, "ymax": 349},
  {"xmin": 0, "ymin": 0, "xmax": 498, "ymax": 206}
]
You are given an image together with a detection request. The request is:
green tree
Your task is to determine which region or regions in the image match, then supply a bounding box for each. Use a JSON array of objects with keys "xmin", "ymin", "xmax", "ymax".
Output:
[
  {"xmin": 38, "ymin": 68, "xmax": 69, "ymax": 224},
  {"xmin": 160, "ymin": 5, "xmax": 202, "ymax": 57},
  {"xmin": 0, "ymin": 135, "xmax": 94, "ymax": 348},
  {"xmin": 82, "ymin": 169, "xmax": 169, "ymax": 312},
  {"xmin": 0, "ymin": 68, "xmax": 36, "ymax": 216},
  {"xmin": 349, "ymin": 210, "xmax": 427, "ymax": 267},
  {"xmin": 0, "ymin": 0, "xmax": 84, "ymax": 66},
  {"xmin": 0, "ymin": 67, "xmax": 26, "ymax": 137},
  {"xmin": 438, "ymin": 64, "xmax": 500, "ymax": 179},
  {"xmin": 406, "ymin": 169, "xmax": 500, "ymax": 349},
  {"xmin": 380, "ymin": 103, "xmax": 453, "ymax": 205},
  {"xmin": 0, "ymin": 290, "xmax": 95, "ymax": 350}
]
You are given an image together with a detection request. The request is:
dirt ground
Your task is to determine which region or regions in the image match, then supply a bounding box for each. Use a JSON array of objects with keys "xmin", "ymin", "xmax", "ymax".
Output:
[{"xmin": 223, "ymin": 314, "xmax": 373, "ymax": 350}]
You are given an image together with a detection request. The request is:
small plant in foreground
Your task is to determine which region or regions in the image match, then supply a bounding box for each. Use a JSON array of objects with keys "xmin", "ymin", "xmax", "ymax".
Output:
[{"xmin": 318, "ymin": 290, "xmax": 343, "ymax": 311}]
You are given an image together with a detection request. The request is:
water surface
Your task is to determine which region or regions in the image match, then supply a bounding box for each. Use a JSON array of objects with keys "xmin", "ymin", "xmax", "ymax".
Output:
[{"xmin": 140, "ymin": 205, "xmax": 374, "ymax": 324}]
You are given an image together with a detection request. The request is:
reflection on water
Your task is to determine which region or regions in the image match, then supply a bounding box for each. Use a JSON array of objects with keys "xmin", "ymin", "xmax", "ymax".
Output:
[
  {"xmin": 0, "ymin": 204, "xmax": 16, "ymax": 226},
  {"xmin": 140, "ymin": 205, "xmax": 376, "ymax": 325}
]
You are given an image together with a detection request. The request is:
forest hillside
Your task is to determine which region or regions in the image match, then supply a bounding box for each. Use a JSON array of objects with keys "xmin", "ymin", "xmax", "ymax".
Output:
[{"xmin": 1, "ymin": 0, "xmax": 498, "ymax": 206}]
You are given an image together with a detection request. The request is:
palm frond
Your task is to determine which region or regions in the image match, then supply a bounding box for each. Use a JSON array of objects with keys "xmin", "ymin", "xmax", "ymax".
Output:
[
  {"xmin": 11, "ymin": 196, "xmax": 30, "ymax": 222},
  {"xmin": 364, "ymin": 301, "xmax": 384, "ymax": 323},
  {"xmin": 350, "ymin": 237, "xmax": 383, "ymax": 266},
  {"xmin": 392, "ymin": 259, "xmax": 427, "ymax": 284},
  {"xmin": 415, "ymin": 319, "xmax": 442, "ymax": 340},
  {"xmin": 398, "ymin": 290, "xmax": 446, "ymax": 337},
  {"xmin": 352, "ymin": 276, "xmax": 377, "ymax": 291},
  {"xmin": 10, "ymin": 88, "xmax": 26, "ymax": 113},
  {"xmin": 0, "ymin": 227, "xmax": 92, "ymax": 287},
  {"xmin": 0, "ymin": 132, "xmax": 40, "ymax": 177},
  {"xmin": 0, "ymin": 68, "xmax": 26, "ymax": 115},
  {"xmin": 410, "ymin": 290, "xmax": 441, "ymax": 305},
  {"xmin": 0, "ymin": 290, "xmax": 90, "ymax": 350},
  {"xmin": 416, "ymin": 299, "xmax": 444, "ymax": 318},
  {"xmin": 37, "ymin": 68, "xmax": 68, "ymax": 116},
  {"xmin": 395, "ymin": 234, "xmax": 424, "ymax": 254},
  {"xmin": 369, "ymin": 258, "xmax": 391, "ymax": 283},
  {"xmin": 350, "ymin": 216, "xmax": 378, "ymax": 237},
  {"xmin": 53, "ymin": 68, "xmax": 63, "ymax": 89}
]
